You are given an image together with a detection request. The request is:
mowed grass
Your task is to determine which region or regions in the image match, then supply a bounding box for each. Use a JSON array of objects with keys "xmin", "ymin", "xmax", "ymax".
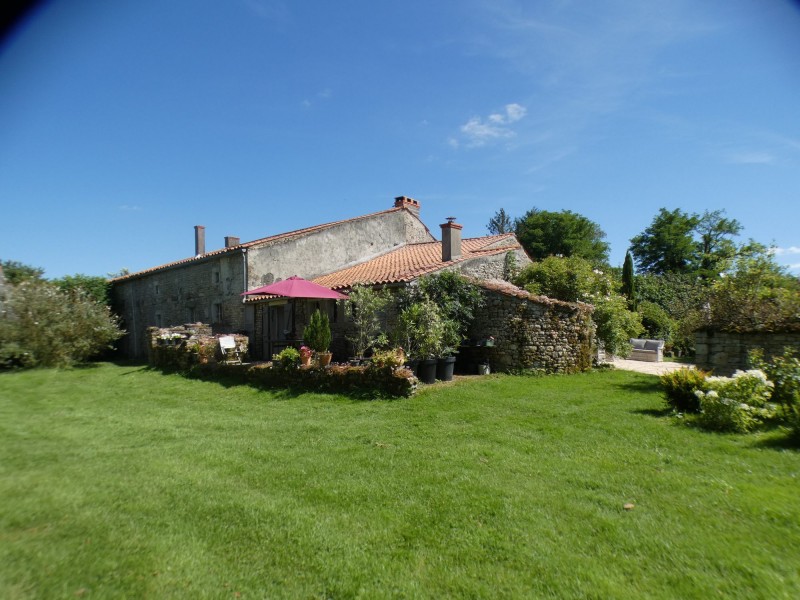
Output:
[{"xmin": 1, "ymin": 364, "xmax": 799, "ymax": 599}]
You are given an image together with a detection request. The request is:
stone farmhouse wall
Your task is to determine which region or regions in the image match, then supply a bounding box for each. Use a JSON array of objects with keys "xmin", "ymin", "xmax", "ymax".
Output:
[
  {"xmin": 246, "ymin": 210, "xmax": 432, "ymax": 287},
  {"xmin": 112, "ymin": 252, "xmax": 248, "ymax": 359},
  {"xmin": 112, "ymin": 207, "xmax": 433, "ymax": 359},
  {"xmin": 468, "ymin": 283, "xmax": 594, "ymax": 373},
  {"xmin": 695, "ymin": 329, "xmax": 800, "ymax": 375}
]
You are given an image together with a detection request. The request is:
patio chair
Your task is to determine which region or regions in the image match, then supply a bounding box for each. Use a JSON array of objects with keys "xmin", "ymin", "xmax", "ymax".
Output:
[{"xmin": 219, "ymin": 336, "xmax": 242, "ymax": 365}]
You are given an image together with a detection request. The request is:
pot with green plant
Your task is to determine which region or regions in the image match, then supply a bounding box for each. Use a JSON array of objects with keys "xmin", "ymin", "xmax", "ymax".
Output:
[
  {"xmin": 303, "ymin": 309, "xmax": 332, "ymax": 366},
  {"xmin": 401, "ymin": 298, "xmax": 444, "ymax": 384},
  {"xmin": 345, "ymin": 285, "xmax": 390, "ymax": 363},
  {"xmin": 435, "ymin": 317, "xmax": 461, "ymax": 382}
]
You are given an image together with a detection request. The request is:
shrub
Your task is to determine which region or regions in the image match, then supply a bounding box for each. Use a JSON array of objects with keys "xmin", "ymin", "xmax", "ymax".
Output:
[
  {"xmin": 346, "ymin": 285, "xmax": 390, "ymax": 358},
  {"xmin": 272, "ymin": 346, "xmax": 300, "ymax": 368},
  {"xmin": 750, "ymin": 347, "xmax": 800, "ymax": 438},
  {"xmin": 303, "ymin": 309, "xmax": 331, "ymax": 353},
  {"xmin": 660, "ymin": 367, "xmax": 709, "ymax": 412},
  {"xmin": 695, "ymin": 370, "xmax": 777, "ymax": 433},
  {"xmin": 638, "ymin": 300, "xmax": 675, "ymax": 343},
  {"xmin": 592, "ymin": 294, "xmax": 644, "ymax": 358},
  {"xmin": 0, "ymin": 279, "xmax": 123, "ymax": 369}
]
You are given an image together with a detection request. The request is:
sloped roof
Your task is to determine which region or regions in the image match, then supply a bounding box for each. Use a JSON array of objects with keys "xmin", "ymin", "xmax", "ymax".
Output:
[
  {"xmin": 309, "ymin": 233, "xmax": 519, "ymax": 290},
  {"xmin": 111, "ymin": 205, "xmax": 412, "ymax": 282},
  {"xmin": 242, "ymin": 234, "xmax": 520, "ymax": 302}
]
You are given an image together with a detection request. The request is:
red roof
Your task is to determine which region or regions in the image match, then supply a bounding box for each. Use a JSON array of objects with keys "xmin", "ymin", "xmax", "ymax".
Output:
[{"xmin": 309, "ymin": 234, "xmax": 520, "ymax": 290}]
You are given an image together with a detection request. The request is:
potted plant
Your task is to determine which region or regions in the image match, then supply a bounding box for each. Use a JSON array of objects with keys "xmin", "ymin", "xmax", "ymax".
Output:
[
  {"xmin": 299, "ymin": 345, "xmax": 313, "ymax": 367},
  {"xmin": 436, "ymin": 317, "xmax": 461, "ymax": 382},
  {"xmin": 304, "ymin": 309, "xmax": 332, "ymax": 366},
  {"xmin": 401, "ymin": 299, "xmax": 444, "ymax": 384},
  {"xmin": 345, "ymin": 285, "xmax": 389, "ymax": 363}
]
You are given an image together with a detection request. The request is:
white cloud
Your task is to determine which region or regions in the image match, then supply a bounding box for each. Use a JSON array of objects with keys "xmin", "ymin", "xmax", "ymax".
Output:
[
  {"xmin": 455, "ymin": 103, "xmax": 527, "ymax": 148},
  {"xmin": 118, "ymin": 205, "xmax": 141, "ymax": 212},
  {"xmin": 727, "ymin": 151, "xmax": 775, "ymax": 165},
  {"xmin": 772, "ymin": 246, "xmax": 800, "ymax": 256},
  {"xmin": 788, "ymin": 263, "xmax": 800, "ymax": 272}
]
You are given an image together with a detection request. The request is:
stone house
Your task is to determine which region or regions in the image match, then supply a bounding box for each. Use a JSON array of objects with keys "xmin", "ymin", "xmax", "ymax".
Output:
[{"xmin": 111, "ymin": 196, "xmax": 531, "ymax": 360}]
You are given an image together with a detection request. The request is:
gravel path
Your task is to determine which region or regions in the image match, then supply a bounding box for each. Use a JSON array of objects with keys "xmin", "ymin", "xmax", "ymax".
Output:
[{"xmin": 610, "ymin": 357, "xmax": 695, "ymax": 376}]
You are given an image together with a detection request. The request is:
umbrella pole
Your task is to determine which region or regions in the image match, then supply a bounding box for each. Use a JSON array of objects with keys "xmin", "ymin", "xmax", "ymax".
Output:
[{"xmin": 290, "ymin": 299, "xmax": 297, "ymax": 340}]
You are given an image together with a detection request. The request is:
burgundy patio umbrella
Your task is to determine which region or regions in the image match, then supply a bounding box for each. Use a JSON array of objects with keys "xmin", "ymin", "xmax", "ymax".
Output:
[
  {"xmin": 241, "ymin": 276, "xmax": 349, "ymax": 300},
  {"xmin": 241, "ymin": 276, "xmax": 348, "ymax": 338}
]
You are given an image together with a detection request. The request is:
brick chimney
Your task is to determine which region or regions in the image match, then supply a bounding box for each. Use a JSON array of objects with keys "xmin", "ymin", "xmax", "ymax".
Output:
[
  {"xmin": 440, "ymin": 217, "xmax": 462, "ymax": 262},
  {"xmin": 224, "ymin": 236, "xmax": 240, "ymax": 248},
  {"xmin": 394, "ymin": 196, "xmax": 421, "ymax": 217},
  {"xmin": 194, "ymin": 225, "xmax": 205, "ymax": 256}
]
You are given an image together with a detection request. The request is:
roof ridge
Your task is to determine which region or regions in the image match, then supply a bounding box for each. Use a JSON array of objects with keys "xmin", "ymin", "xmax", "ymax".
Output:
[{"xmin": 111, "ymin": 205, "xmax": 406, "ymax": 282}]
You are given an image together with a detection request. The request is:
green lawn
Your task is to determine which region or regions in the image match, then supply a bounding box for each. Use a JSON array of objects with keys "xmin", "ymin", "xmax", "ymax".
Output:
[{"xmin": 1, "ymin": 364, "xmax": 798, "ymax": 599}]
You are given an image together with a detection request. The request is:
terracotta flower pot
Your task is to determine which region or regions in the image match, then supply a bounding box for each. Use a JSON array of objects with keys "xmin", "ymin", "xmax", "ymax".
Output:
[{"xmin": 317, "ymin": 352, "xmax": 333, "ymax": 367}]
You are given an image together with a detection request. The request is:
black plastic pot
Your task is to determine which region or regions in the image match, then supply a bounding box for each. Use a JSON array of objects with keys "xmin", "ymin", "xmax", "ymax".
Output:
[
  {"xmin": 418, "ymin": 358, "xmax": 438, "ymax": 384},
  {"xmin": 436, "ymin": 356, "xmax": 456, "ymax": 381}
]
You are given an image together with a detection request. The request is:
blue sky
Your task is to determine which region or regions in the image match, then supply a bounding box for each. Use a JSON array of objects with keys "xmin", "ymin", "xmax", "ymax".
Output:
[{"xmin": 1, "ymin": 0, "xmax": 799, "ymax": 279}]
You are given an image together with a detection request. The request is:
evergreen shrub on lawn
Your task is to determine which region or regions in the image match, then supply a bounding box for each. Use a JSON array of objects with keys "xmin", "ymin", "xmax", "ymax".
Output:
[{"xmin": 660, "ymin": 367, "xmax": 709, "ymax": 412}]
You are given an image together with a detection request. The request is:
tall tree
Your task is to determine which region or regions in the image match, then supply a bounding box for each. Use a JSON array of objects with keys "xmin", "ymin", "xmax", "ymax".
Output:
[
  {"xmin": 514, "ymin": 208, "xmax": 609, "ymax": 266},
  {"xmin": 694, "ymin": 209, "xmax": 742, "ymax": 280},
  {"xmin": 621, "ymin": 251, "xmax": 636, "ymax": 310},
  {"xmin": 629, "ymin": 208, "xmax": 699, "ymax": 275},
  {"xmin": 0, "ymin": 260, "xmax": 44, "ymax": 285},
  {"xmin": 487, "ymin": 208, "xmax": 514, "ymax": 234}
]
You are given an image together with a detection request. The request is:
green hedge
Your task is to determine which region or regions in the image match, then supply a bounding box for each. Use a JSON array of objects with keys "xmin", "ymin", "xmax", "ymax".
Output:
[{"xmin": 189, "ymin": 362, "xmax": 418, "ymax": 399}]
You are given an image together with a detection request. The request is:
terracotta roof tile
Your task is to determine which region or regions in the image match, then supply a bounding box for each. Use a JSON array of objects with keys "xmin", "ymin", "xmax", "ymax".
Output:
[{"xmin": 310, "ymin": 234, "xmax": 520, "ymax": 290}]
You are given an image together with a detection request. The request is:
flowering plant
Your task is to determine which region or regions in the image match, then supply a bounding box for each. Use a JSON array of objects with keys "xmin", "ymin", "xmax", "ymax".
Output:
[
  {"xmin": 694, "ymin": 369, "xmax": 777, "ymax": 432},
  {"xmin": 299, "ymin": 346, "xmax": 313, "ymax": 361}
]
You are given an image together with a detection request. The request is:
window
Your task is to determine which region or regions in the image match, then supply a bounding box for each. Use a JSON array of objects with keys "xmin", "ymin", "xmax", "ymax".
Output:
[
  {"xmin": 156, "ymin": 313, "xmax": 162, "ymax": 327},
  {"xmin": 212, "ymin": 271, "xmax": 220, "ymax": 284},
  {"xmin": 213, "ymin": 303, "xmax": 223, "ymax": 323}
]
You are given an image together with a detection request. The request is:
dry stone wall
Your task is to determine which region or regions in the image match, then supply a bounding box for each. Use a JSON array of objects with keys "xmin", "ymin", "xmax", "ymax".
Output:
[
  {"xmin": 695, "ymin": 329, "xmax": 800, "ymax": 375},
  {"xmin": 468, "ymin": 282, "xmax": 593, "ymax": 373}
]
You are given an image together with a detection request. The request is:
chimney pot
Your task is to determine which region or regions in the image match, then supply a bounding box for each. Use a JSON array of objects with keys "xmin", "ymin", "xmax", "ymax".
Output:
[
  {"xmin": 440, "ymin": 218, "xmax": 463, "ymax": 262},
  {"xmin": 394, "ymin": 195, "xmax": 421, "ymax": 217},
  {"xmin": 194, "ymin": 225, "xmax": 206, "ymax": 256}
]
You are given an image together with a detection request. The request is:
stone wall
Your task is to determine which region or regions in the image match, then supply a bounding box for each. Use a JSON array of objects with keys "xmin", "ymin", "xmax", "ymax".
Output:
[
  {"xmin": 112, "ymin": 252, "xmax": 248, "ymax": 359},
  {"xmin": 695, "ymin": 329, "xmax": 800, "ymax": 375},
  {"xmin": 245, "ymin": 209, "xmax": 434, "ymax": 288},
  {"xmin": 147, "ymin": 323, "xmax": 249, "ymax": 368},
  {"xmin": 467, "ymin": 281, "xmax": 594, "ymax": 373}
]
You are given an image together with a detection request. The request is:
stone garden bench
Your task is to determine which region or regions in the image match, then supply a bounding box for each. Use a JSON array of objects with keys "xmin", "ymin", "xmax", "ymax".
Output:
[{"xmin": 629, "ymin": 338, "xmax": 665, "ymax": 362}]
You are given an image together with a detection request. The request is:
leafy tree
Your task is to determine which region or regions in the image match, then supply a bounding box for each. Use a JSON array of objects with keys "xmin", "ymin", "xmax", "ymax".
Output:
[
  {"xmin": 694, "ymin": 210, "xmax": 742, "ymax": 280},
  {"xmin": 345, "ymin": 285, "xmax": 390, "ymax": 358},
  {"xmin": 636, "ymin": 272, "xmax": 707, "ymax": 355},
  {"xmin": 629, "ymin": 208, "xmax": 699, "ymax": 275},
  {"xmin": 514, "ymin": 256, "xmax": 641, "ymax": 356},
  {"xmin": 637, "ymin": 300, "xmax": 675, "ymax": 342},
  {"xmin": 514, "ymin": 255, "xmax": 610, "ymax": 303},
  {"xmin": 417, "ymin": 271, "xmax": 485, "ymax": 337},
  {"xmin": 630, "ymin": 208, "xmax": 742, "ymax": 279},
  {"xmin": 0, "ymin": 279, "xmax": 124, "ymax": 368},
  {"xmin": 514, "ymin": 208, "xmax": 609, "ymax": 266},
  {"xmin": 621, "ymin": 251, "xmax": 636, "ymax": 310},
  {"xmin": 0, "ymin": 260, "xmax": 44, "ymax": 285},
  {"xmin": 53, "ymin": 274, "xmax": 110, "ymax": 306},
  {"xmin": 487, "ymin": 208, "xmax": 514, "ymax": 234},
  {"xmin": 706, "ymin": 241, "xmax": 800, "ymax": 332}
]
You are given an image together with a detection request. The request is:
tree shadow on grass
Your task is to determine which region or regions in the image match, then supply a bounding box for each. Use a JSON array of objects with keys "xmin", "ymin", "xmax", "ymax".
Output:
[
  {"xmin": 750, "ymin": 432, "xmax": 800, "ymax": 451},
  {"xmin": 631, "ymin": 407, "xmax": 673, "ymax": 418}
]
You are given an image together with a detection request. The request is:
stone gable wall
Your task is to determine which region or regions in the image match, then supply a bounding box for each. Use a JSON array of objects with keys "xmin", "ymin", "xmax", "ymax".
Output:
[{"xmin": 695, "ymin": 329, "xmax": 800, "ymax": 375}]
